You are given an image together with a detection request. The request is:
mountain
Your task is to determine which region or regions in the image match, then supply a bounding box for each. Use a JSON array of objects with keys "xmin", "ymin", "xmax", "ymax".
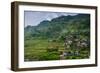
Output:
[{"xmin": 24, "ymin": 14, "xmax": 90, "ymax": 40}]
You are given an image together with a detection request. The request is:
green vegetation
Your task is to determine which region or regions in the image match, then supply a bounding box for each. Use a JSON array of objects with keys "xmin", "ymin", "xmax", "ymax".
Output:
[{"xmin": 24, "ymin": 14, "xmax": 90, "ymax": 61}]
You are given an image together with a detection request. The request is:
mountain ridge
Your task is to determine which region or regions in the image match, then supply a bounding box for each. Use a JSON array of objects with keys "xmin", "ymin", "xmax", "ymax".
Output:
[{"xmin": 24, "ymin": 14, "xmax": 90, "ymax": 40}]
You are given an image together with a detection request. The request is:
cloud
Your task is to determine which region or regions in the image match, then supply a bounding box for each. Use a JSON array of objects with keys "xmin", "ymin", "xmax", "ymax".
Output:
[{"xmin": 24, "ymin": 11, "xmax": 77, "ymax": 27}]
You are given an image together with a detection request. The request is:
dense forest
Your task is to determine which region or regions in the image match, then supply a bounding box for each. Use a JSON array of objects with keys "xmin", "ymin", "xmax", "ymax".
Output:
[{"xmin": 24, "ymin": 14, "xmax": 90, "ymax": 61}]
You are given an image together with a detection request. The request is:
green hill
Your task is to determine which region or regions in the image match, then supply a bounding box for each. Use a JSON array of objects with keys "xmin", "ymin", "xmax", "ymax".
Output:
[{"xmin": 25, "ymin": 14, "xmax": 90, "ymax": 40}]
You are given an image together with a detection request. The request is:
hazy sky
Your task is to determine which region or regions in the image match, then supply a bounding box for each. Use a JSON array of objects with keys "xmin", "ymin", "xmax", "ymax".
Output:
[{"xmin": 24, "ymin": 11, "xmax": 77, "ymax": 27}]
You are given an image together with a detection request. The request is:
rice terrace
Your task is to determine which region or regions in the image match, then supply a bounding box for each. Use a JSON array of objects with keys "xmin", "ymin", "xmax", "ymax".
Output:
[{"xmin": 24, "ymin": 11, "xmax": 90, "ymax": 61}]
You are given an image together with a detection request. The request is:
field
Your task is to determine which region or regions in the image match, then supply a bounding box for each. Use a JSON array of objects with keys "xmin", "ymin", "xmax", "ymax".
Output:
[
  {"xmin": 24, "ymin": 38, "xmax": 90, "ymax": 61},
  {"xmin": 24, "ymin": 38, "xmax": 63, "ymax": 61}
]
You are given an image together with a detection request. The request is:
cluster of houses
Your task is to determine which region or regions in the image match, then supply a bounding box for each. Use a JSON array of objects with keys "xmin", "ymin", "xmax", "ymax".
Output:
[{"xmin": 60, "ymin": 34, "xmax": 89, "ymax": 59}]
